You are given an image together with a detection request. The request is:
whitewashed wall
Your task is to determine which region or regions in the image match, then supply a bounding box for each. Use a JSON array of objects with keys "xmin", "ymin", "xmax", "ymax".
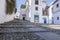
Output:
[
  {"xmin": 52, "ymin": 0, "xmax": 60, "ymax": 24},
  {"xmin": 20, "ymin": 9, "xmax": 26, "ymax": 19},
  {"xmin": 53, "ymin": 12, "xmax": 60, "ymax": 24},
  {"xmin": 0, "ymin": 0, "xmax": 6, "ymax": 23},
  {"xmin": 20, "ymin": 0, "xmax": 48, "ymax": 23},
  {"xmin": 4, "ymin": 13, "xmax": 15, "ymax": 22},
  {"xmin": 48, "ymin": 5, "xmax": 53, "ymax": 24},
  {"xmin": 29, "ymin": 0, "xmax": 46, "ymax": 23},
  {"xmin": 53, "ymin": 0, "xmax": 60, "ymax": 13},
  {"xmin": 0, "ymin": 0, "xmax": 15, "ymax": 23}
]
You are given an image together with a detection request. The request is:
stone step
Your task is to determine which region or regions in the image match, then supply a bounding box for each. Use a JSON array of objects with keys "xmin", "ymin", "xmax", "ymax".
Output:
[
  {"xmin": 5, "ymin": 21, "xmax": 30, "ymax": 24},
  {"xmin": 0, "ymin": 19, "xmax": 33, "ymax": 25},
  {"xmin": 1, "ymin": 20, "xmax": 33, "ymax": 25},
  {"xmin": 0, "ymin": 25, "xmax": 36, "ymax": 28},
  {"xmin": 0, "ymin": 23, "xmax": 34, "ymax": 25},
  {"xmin": 8, "ymin": 19, "xmax": 30, "ymax": 22},
  {"xmin": 0, "ymin": 27, "xmax": 49, "ymax": 33}
]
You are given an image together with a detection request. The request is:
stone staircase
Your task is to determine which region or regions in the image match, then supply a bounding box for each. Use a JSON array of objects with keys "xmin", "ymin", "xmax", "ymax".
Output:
[
  {"xmin": 0, "ymin": 19, "xmax": 48, "ymax": 33},
  {"xmin": 0, "ymin": 19, "xmax": 33, "ymax": 25},
  {"xmin": 0, "ymin": 19, "xmax": 36, "ymax": 33},
  {"xmin": 0, "ymin": 19, "xmax": 45, "ymax": 40}
]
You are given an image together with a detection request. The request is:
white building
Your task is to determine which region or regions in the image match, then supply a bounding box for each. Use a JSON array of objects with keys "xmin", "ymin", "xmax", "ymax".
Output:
[
  {"xmin": 48, "ymin": 1, "xmax": 55, "ymax": 24},
  {"xmin": 49, "ymin": 0, "xmax": 60, "ymax": 24},
  {"xmin": 25, "ymin": 0, "xmax": 48, "ymax": 24},
  {"xmin": 20, "ymin": 5, "xmax": 26, "ymax": 20},
  {"xmin": 52, "ymin": 0, "xmax": 60, "ymax": 24},
  {"xmin": 0, "ymin": 0, "xmax": 16, "ymax": 23}
]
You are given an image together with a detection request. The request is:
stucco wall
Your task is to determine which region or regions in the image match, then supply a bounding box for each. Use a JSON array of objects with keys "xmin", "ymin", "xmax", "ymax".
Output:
[
  {"xmin": 53, "ymin": 0, "xmax": 60, "ymax": 13},
  {"xmin": 53, "ymin": 11, "xmax": 60, "ymax": 24},
  {"xmin": 0, "ymin": 0, "xmax": 15, "ymax": 23},
  {"xmin": 52, "ymin": 0, "xmax": 60, "ymax": 24},
  {"xmin": 20, "ymin": 9, "xmax": 26, "ymax": 19},
  {"xmin": 29, "ymin": 0, "xmax": 46, "ymax": 23},
  {"xmin": 4, "ymin": 13, "xmax": 15, "ymax": 22},
  {"xmin": 48, "ymin": 5, "xmax": 53, "ymax": 24},
  {"xmin": 0, "ymin": 0, "xmax": 6, "ymax": 23}
]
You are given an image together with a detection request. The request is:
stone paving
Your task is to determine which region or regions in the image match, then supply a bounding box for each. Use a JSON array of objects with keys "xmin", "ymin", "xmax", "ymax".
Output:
[
  {"xmin": 0, "ymin": 32, "xmax": 44, "ymax": 40},
  {"xmin": 28, "ymin": 27, "xmax": 60, "ymax": 40},
  {"xmin": 40, "ymin": 26, "xmax": 60, "ymax": 35},
  {"xmin": 35, "ymin": 32, "xmax": 60, "ymax": 40},
  {"xmin": 0, "ymin": 19, "xmax": 60, "ymax": 40},
  {"xmin": 0, "ymin": 19, "xmax": 45, "ymax": 40}
]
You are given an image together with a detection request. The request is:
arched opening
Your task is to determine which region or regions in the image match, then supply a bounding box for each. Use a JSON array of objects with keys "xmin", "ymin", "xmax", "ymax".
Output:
[
  {"xmin": 44, "ymin": 18, "xmax": 47, "ymax": 24},
  {"xmin": 23, "ymin": 17, "xmax": 25, "ymax": 20}
]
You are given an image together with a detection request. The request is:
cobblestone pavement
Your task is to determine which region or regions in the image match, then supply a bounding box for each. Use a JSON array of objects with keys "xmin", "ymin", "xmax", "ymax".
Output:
[
  {"xmin": 0, "ymin": 19, "xmax": 60, "ymax": 40},
  {"xmin": 26, "ymin": 26, "xmax": 60, "ymax": 40},
  {"xmin": 0, "ymin": 32, "xmax": 44, "ymax": 40},
  {"xmin": 41, "ymin": 26, "xmax": 60, "ymax": 35},
  {"xmin": 0, "ymin": 19, "xmax": 45, "ymax": 40}
]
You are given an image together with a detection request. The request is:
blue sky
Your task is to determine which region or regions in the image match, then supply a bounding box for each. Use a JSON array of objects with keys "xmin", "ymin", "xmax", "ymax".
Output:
[
  {"xmin": 16, "ymin": 0, "xmax": 26, "ymax": 16},
  {"xmin": 16, "ymin": 0, "xmax": 26, "ymax": 10},
  {"xmin": 46, "ymin": 0, "xmax": 55, "ymax": 5},
  {"xmin": 16, "ymin": 0, "xmax": 55, "ymax": 16}
]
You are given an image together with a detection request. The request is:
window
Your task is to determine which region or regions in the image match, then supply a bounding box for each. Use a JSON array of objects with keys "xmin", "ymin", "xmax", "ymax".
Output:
[
  {"xmin": 56, "ymin": 3, "xmax": 59, "ymax": 8},
  {"xmin": 52, "ymin": 8, "xmax": 53, "ymax": 13},
  {"xmin": 35, "ymin": 0, "xmax": 39, "ymax": 5},
  {"xmin": 57, "ymin": 17, "xmax": 59, "ymax": 20},
  {"xmin": 34, "ymin": 15, "xmax": 39, "ymax": 23},
  {"xmin": 35, "ymin": 7, "xmax": 38, "ymax": 11}
]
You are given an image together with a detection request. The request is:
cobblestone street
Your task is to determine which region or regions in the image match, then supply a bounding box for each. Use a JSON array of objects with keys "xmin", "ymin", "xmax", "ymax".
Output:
[
  {"xmin": 0, "ymin": 19, "xmax": 60, "ymax": 40},
  {"xmin": 0, "ymin": 32, "xmax": 44, "ymax": 40},
  {"xmin": 0, "ymin": 19, "xmax": 45, "ymax": 40},
  {"xmin": 0, "ymin": 0, "xmax": 60, "ymax": 40}
]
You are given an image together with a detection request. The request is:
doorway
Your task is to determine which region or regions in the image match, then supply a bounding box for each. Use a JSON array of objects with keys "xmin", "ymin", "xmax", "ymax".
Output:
[
  {"xmin": 34, "ymin": 15, "xmax": 39, "ymax": 23},
  {"xmin": 23, "ymin": 17, "xmax": 25, "ymax": 20},
  {"xmin": 44, "ymin": 18, "xmax": 47, "ymax": 24}
]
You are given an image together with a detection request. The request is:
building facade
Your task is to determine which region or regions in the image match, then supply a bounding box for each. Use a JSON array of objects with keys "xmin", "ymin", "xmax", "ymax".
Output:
[
  {"xmin": 48, "ymin": 1, "xmax": 54, "ymax": 24},
  {"xmin": 0, "ymin": 0, "xmax": 16, "ymax": 23},
  {"xmin": 49, "ymin": 0, "xmax": 60, "ymax": 24},
  {"xmin": 52, "ymin": 0, "xmax": 60, "ymax": 24},
  {"xmin": 20, "ymin": 7, "xmax": 26, "ymax": 20},
  {"xmin": 23, "ymin": 0, "xmax": 48, "ymax": 24}
]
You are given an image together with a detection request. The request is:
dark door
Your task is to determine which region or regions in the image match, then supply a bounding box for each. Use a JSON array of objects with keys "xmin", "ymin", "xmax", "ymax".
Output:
[
  {"xmin": 23, "ymin": 17, "xmax": 25, "ymax": 20},
  {"xmin": 44, "ymin": 18, "xmax": 46, "ymax": 24}
]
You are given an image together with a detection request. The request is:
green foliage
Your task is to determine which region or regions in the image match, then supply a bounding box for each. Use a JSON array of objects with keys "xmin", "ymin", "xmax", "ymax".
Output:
[
  {"xmin": 6, "ymin": 0, "xmax": 16, "ymax": 15},
  {"xmin": 21, "ymin": 4, "xmax": 26, "ymax": 9}
]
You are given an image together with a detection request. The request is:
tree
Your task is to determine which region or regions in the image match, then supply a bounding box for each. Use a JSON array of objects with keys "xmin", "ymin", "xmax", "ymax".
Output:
[
  {"xmin": 21, "ymin": 4, "xmax": 26, "ymax": 9},
  {"xmin": 6, "ymin": 0, "xmax": 16, "ymax": 15}
]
